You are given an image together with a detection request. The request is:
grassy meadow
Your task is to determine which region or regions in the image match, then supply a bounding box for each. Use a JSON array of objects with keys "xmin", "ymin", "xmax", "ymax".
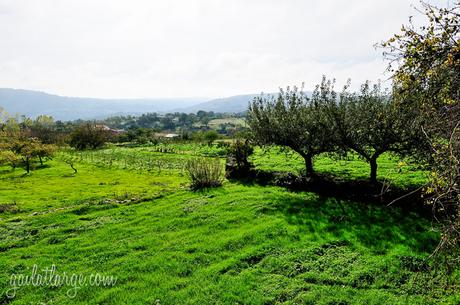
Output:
[
  {"xmin": 0, "ymin": 143, "xmax": 458, "ymax": 304},
  {"xmin": 208, "ymin": 118, "xmax": 246, "ymax": 129}
]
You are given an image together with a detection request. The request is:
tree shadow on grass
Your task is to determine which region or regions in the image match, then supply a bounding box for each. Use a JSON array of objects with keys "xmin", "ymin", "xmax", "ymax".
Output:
[{"xmin": 264, "ymin": 191, "xmax": 438, "ymax": 254}]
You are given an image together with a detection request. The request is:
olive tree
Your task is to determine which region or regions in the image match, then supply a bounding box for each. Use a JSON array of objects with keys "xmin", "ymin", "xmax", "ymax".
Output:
[{"xmin": 247, "ymin": 83, "xmax": 336, "ymax": 176}]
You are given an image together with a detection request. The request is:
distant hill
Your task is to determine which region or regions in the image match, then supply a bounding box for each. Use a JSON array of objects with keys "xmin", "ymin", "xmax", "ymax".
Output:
[
  {"xmin": 177, "ymin": 94, "xmax": 261, "ymax": 114},
  {"xmin": 0, "ymin": 88, "xmax": 204, "ymax": 121},
  {"xmin": 178, "ymin": 91, "xmax": 316, "ymax": 114},
  {"xmin": 0, "ymin": 88, "xmax": 300, "ymax": 121}
]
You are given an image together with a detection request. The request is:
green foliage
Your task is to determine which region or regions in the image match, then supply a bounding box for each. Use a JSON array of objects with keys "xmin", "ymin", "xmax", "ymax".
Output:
[
  {"xmin": 0, "ymin": 128, "xmax": 56, "ymax": 173},
  {"xmin": 383, "ymin": 1, "xmax": 460, "ymax": 260},
  {"xmin": 228, "ymin": 139, "xmax": 254, "ymax": 169},
  {"xmin": 203, "ymin": 130, "xmax": 219, "ymax": 146},
  {"xmin": 185, "ymin": 157, "xmax": 223, "ymax": 190},
  {"xmin": 101, "ymin": 111, "xmax": 246, "ymax": 136},
  {"xmin": 248, "ymin": 84, "xmax": 335, "ymax": 175},
  {"xmin": 382, "ymin": 1, "xmax": 460, "ymax": 118},
  {"xmin": 328, "ymin": 80, "xmax": 411, "ymax": 183},
  {"xmin": 70, "ymin": 124, "xmax": 111, "ymax": 150},
  {"xmin": 0, "ymin": 150, "xmax": 20, "ymax": 168},
  {"xmin": 116, "ymin": 127, "xmax": 155, "ymax": 144},
  {"xmin": 29, "ymin": 115, "xmax": 63, "ymax": 144},
  {"xmin": 14, "ymin": 138, "xmax": 56, "ymax": 173},
  {"xmin": 248, "ymin": 77, "xmax": 414, "ymax": 182},
  {"xmin": 226, "ymin": 139, "xmax": 254, "ymax": 179}
]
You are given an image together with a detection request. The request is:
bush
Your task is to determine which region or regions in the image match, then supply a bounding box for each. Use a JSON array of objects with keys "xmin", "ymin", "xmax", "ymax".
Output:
[
  {"xmin": 229, "ymin": 140, "xmax": 253, "ymax": 168},
  {"xmin": 225, "ymin": 139, "xmax": 254, "ymax": 179},
  {"xmin": 185, "ymin": 158, "xmax": 223, "ymax": 190}
]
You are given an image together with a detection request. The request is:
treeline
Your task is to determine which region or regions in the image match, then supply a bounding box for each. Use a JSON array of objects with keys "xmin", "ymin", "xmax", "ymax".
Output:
[
  {"xmin": 247, "ymin": 79, "xmax": 423, "ymax": 184},
  {"xmin": 101, "ymin": 111, "xmax": 245, "ymax": 135},
  {"xmin": 0, "ymin": 109, "xmax": 236, "ymax": 172}
]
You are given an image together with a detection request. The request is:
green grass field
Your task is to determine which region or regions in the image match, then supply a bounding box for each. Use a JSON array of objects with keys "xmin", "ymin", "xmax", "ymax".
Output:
[
  {"xmin": 250, "ymin": 147, "xmax": 428, "ymax": 188},
  {"xmin": 0, "ymin": 144, "xmax": 458, "ymax": 304}
]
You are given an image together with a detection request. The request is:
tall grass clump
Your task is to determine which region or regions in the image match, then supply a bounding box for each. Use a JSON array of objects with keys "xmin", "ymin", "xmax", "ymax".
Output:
[{"xmin": 185, "ymin": 157, "xmax": 223, "ymax": 190}]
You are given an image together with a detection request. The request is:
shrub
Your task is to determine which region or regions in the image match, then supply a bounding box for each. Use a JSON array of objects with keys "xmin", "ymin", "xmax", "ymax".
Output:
[
  {"xmin": 225, "ymin": 139, "xmax": 254, "ymax": 179},
  {"xmin": 185, "ymin": 158, "xmax": 223, "ymax": 190},
  {"xmin": 228, "ymin": 140, "xmax": 253, "ymax": 168}
]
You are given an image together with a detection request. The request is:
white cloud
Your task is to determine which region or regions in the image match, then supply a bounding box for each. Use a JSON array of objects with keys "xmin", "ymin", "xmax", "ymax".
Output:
[{"xmin": 0, "ymin": 0, "xmax": 451, "ymax": 98}]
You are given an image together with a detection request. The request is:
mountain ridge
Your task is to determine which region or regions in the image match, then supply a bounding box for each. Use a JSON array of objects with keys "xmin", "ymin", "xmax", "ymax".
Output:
[
  {"xmin": 0, "ymin": 88, "xmax": 279, "ymax": 120},
  {"xmin": 0, "ymin": 88, "xmax": 204, "ymax": 120}
]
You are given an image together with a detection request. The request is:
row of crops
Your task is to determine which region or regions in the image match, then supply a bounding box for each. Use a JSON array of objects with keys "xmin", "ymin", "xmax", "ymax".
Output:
[
  {"xmin": 58, "ymin": 143, "xmax": 228, "ymax": 173},
  {"xmin": 140, "ymin": 142, "xmax": 229, "ymax": 157}
]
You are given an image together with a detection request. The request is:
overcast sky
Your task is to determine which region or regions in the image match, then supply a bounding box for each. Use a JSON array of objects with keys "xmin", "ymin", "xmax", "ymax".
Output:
[{"xmin": 0, "ymin": 0, "xmax": 450, "ymax": 98}]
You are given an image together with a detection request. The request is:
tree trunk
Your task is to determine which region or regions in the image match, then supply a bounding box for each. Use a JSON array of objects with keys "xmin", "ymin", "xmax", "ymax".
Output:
[
  {"xmin": 293, "ymin": 148, "xmax": 315, "ymax": 176},
  {"xmin": 39, "ymin": 156, "xmax": 43, "ymax": 165},
  {"xmin": 26, "ymin": 158, "xmax": 30, "ymax": 173},
  {"xmin": 302, "ymin": 153, "xmax": 314, "ymax": 176},
  {"xmin": 369, "ymin": 156, "xmax": 378, "ymax": 184},
  {"xmin": 69, "ymin": 162, "xmax": 77, "ymax": 173}
]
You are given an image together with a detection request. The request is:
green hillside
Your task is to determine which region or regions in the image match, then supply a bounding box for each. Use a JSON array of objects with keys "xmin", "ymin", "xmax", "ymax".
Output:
[{"xmin": 0, "ymin": 145, "xmax": 457, "ymax": 304}]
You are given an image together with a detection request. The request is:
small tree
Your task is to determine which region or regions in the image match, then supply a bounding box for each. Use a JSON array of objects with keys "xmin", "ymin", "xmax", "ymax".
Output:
[
  {"xmin": 18, "ymin": 140, "xmax": 37, "ymax": 173},
  {"xmin": 35, "ymin": 142, "xmax": 56, "ymax": 165},
  {"xmin": 225, "ymin": 139, "xmax": 254, "ymax": 178},
  {"xmin": 0, "ymin": 137, "xmax": 56, "ymax": 173},
  {"xmin": 0, "ymin": 115, "xmax": 56, "ymax": 172},
  {"xmin": 0, "ymin": 150, "xmax": 20, "ymax": 169},
  {"xmin": 247, "ymin": 83, "xmax": 336, "ymax": 176},
  {"xmin": 0, "ymin": 114, "xmax": 20, "ymax": 169},
  {"xmin": 202, "ymin": 117, "xmax": 211, "ymax": 129},
  {"xmin": 63, "ymin": 155, "xmax": 79, "ymax": 173},
  {"xmin": 228, "ymin": 139, "xmax": 253, "ymax": 170},
  {"xmin": 329, "ymin": 81, "xmax": 408, "ymax": 183},
  {"xmin": 203, "ymin": 130, "xmax": 219, "ymax": 146}
]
